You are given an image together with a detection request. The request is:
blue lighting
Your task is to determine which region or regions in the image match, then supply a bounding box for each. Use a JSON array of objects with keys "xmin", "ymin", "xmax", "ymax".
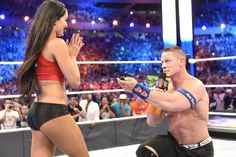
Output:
[
  {"xmin": 129, "ymin": 22, "xmax": 134, "ymax": 27},
  {"xmin": 220, "ymin": 23, "xmax": 226, "ymax": 30},
  {"xmin": 202, "ymin": 25, "xmax": 207, "ymax": 30},
  {"xmin": 91, "ymin": 20, "xmax": 96, "ymax": 25},
  {"xmin": 0, "ymin": 14, "xmax": 5, "ymax": 20}
]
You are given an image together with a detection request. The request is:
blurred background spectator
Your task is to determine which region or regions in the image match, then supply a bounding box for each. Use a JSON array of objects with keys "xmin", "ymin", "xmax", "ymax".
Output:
[
  {"xmin": 99, "ymin": 96, "xmax": 115, "ymax": 119},
  {"xmin": 110, "ymin": 93, "xmax": 131, "ymax": 118},
  {"xmin": 0, "ymin": 99, "xmax": 20, "ymax": 129},
  {"xmin": 67, "ymin": 95, "xmax": 84, "ymax": 122}
]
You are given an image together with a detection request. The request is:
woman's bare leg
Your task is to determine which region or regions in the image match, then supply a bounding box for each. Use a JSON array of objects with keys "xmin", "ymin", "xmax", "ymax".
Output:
[
  {"xmin": 31, "ymin": 130, "xmax": 56, "ymax": 157},
  {"xmin": 40, "ymin": 114, "xmax": 89, "ymax": 157}
]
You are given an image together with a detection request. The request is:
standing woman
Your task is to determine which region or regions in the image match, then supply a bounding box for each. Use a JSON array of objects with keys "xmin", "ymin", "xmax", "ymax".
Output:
[
  {"xmin": 16, "ymin": 0, "xmax": 89, "ymax": 157},
  {"xmin": 99, "ymin": 96, "xmax": 115, "ymax": 119}
]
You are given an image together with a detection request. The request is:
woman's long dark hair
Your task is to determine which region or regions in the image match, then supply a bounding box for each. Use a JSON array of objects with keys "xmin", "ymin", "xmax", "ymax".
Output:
[{"xmin": 16, "ymin": 0, "xmax": 66, "ymax": 105}]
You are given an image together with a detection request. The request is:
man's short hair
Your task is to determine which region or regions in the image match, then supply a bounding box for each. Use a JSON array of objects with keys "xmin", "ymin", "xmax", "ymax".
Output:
[
  {"xmin": 68, "ymin": 94, "xmax": 78, "ymax": 99},
  {"xmin": 162, "ymin": 46, "xmax": 186, "ymax": 60}
]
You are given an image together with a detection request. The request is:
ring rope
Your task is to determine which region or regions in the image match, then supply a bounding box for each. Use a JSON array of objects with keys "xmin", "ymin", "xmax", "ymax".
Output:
[
  {"xmin": 0, "ymin": 84, "xmax": 236, "ymax": 99},
  {"xmin": 76, "ymin": 60, "xmax": 162, "ymax": 64},
  {"xmin": 189, "ymin": 56, "xmax": 236, "ymax": 64},
  {"xmin": 0, "ymin": 89, "xmax": 125, "ymax": 99},
  {"xmin": 0, "ymin": 61, "xmax": 162, "ymax": 65},
  {"xmin": 205, "ymin": 84, "xmax": 236, "ymax": 88},
  {"xmin": 1, "ymin": 55, "xmax": 236, "ymax": 65},
  {"xmin": 208, "ymin": 112, "xmax": 236, "ymax": 117}
]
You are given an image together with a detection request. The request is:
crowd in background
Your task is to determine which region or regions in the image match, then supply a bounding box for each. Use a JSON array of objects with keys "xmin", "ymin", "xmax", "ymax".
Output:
[
  {"xmin": 2, "ymin": 0, "xmax": 236, "ymax": 28},
  {"xmin": 0, "ymin": 0, "xmax": 161, "ymax": 27},
  {"xmin": 0, "ymin": 26, "xmax": 236, "ymax": 112},
  {"xmin": 0, "ymin": 27, "xmax": 162, "ymax": 92},
  {"xmin": 194, "ymin": 1, "xmax": 236, "ymax": 27},
  {"xmin": 1, "ymin": 87, "xmax": 235, "ymax": 130},
  {"xmin": 0, "ymin": 92, "xmax": 150, "ymax": 130}
]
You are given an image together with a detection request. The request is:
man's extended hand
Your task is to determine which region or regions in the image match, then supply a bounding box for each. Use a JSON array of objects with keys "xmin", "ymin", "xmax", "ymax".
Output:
[{"xmin": 117, "ymin": 77, "xmax": 138, "ymax": 92}]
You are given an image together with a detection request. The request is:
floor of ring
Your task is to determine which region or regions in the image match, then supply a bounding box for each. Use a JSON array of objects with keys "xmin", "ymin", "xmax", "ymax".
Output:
[{"xmin": 56, "ymin": 138, "xmax": 235, "ymax": 157}]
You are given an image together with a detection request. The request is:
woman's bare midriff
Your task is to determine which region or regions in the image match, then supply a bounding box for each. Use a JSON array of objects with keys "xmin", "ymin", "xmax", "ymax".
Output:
[{"xmin": 37, "ymin": 81, "xmax": 68, "ymax": 105}]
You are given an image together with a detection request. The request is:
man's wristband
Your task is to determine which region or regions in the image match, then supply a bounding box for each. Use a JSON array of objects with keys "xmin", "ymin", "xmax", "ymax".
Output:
[{"xmin": 132, "ymin": 83, "xmax": 151, "ymax": 100}]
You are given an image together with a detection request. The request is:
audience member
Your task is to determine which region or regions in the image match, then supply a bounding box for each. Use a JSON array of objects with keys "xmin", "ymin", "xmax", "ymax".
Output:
[
  {"xmin": 99, "ymin": 96, "xmax": 115, "ymax": 119},
  {"xmin": 213, "ymin": 88, "xmax": 225, "ymax": 110},
  {"xmin": 224, "ymin": 88, "xmax": 235, "ymax": 110},
  {"xmin": 67, "ymin": 95, "xmax": 85, "ymax": 121},
  {"xmin": 131, "ymin": 96, "xmax": 149, "ymax": 116},
  {"xmin": 207, "ymin": 89, "xmax": 217, "ymax": 111},
  {"xmin": 110, "ymin": 93, "xmax": 131, "ymax": 118},
  {"xmin": 18, "ymin": 104, "xmax": 29, "ymax": 128},
  {"xmin": 0, "ymin": 99, "xmax": 20, "ymax": 129},
  {"xmin": 79, "ymin": 94, "xmax": 100, "ymax": 123}
]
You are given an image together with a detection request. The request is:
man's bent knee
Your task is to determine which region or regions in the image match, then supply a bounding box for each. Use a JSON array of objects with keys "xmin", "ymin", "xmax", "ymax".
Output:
[{"xmin": 136, "ymin": 144, "xmax": 159, "ymax": 157}]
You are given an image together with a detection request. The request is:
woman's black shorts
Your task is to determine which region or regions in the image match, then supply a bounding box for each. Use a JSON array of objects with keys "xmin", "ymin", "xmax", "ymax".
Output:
[{"xmin": 28, "ymin": 102, "xmax": 69, "ymax": 130}]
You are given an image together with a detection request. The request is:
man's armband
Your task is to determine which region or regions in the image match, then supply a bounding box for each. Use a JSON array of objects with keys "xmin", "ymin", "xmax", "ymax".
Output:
[
  {"xmin": 132, "ymin": 83, "xmax": 151, "ymax": 100},
  {"xmin": 176, "ymin": 88, "xmax": 197, "ymax": 108}
]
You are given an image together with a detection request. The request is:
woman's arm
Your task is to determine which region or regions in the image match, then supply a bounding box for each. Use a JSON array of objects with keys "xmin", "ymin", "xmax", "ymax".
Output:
[{"xmin": 48, "ymin": 34, "xmax": 84, "ymax": 88}]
